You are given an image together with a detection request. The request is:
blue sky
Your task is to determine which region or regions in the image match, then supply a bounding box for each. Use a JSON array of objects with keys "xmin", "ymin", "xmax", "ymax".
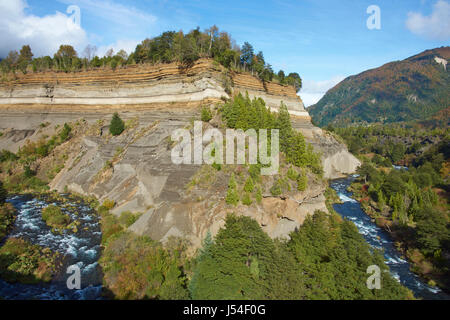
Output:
[{"xmin": 1, "ymin": 0, "xmax": 449, "ymax": 105}]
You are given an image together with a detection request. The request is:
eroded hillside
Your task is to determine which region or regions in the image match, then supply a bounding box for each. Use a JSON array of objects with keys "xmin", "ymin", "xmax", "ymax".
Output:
[{"xmin": 0, "ymin": 60, "xmax": 359, "ymax": 249}]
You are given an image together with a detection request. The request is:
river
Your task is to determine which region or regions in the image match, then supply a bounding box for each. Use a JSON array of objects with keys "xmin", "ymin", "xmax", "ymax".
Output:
[
  {"xmin": 0, "ymin": 194, "xmax": 103, "ymax": 300},
  {"xmin": 330, "ymin": 175, "xmax": 449, "ymax": 300},
  {"xmin": 1, "ymin": 181, "xmax": 449, "ymax": 300}
]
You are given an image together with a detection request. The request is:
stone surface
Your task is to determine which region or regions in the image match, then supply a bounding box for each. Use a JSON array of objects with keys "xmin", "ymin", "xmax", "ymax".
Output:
[{"xmin": 0, "ymin": 60, "xmax": 360, "ymax": 250}]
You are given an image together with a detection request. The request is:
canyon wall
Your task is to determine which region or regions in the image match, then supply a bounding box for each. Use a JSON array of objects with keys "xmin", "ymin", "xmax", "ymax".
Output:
[{"xmin": 0, "ymin": 59, "xmax": 359, "ymax": 248}]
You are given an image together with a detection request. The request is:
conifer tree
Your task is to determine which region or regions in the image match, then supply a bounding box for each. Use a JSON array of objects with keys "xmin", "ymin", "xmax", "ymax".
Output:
[
  {"xmin": 226, "ymin": 173, "xmax": 239, "ymax": 205},
  {"xmin": 109, "ymin": 112, "xmax": 125, "ymax": 136}
]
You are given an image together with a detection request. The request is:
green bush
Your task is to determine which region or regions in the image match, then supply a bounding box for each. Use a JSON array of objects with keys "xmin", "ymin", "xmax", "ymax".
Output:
[
  {"xmin": 109, "ymin": 113, "xmax": 125, "ymax": 136},
  {"xmin": 102, "ymin": 199, "xmax": 116, "ymax": 210},
  {"xmin": 23, "ymin": 166, "xmax": 36, "ymax": 179},
  {"xmin": 287, "ymin": 167, "xmax": 298, "ymax": 181},
  {"xmin": 270, "ymin": 180, "xmax": 282, "ymax": 196},
  {"xmin": 41, "ymin": 205, "xmax": 70, "ymax": 229},
  {"xmin": 0, "ymin": 237, "xmax": 59, "ymax": 284},
  {"xmin": 0, "ymin": 203, "xmax": 15, "ymax": 239},
  {"xmin": 59, "ymin": 123, "xmax": 72, "ymax": 142},
  {"xmin": 119, "ymin": 211, "xmax": 142, "ymax": 228},
  {"xmin": 201, "ymin": 106, "xmax": 213, "ymax": 122}
]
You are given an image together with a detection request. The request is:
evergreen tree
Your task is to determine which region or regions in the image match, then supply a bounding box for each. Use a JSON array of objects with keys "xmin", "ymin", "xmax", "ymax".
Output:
[
  {"xmin": 225, "ymin": 173, "xmax": 239, "ymax": 205},
  {"xmin": 244, "ymin": 177, "xmax": 254, "ymax": 193},
  {"xmin": 109, "ymin": 112, "xmax": 125, "ymax": 136},
  {"xmin": 296, "ymin": 172, "xmax": 308, "ymax": 191},
  {"xmin": 0, "ymin": 181, "xmax": 7, "ymax": 204}
]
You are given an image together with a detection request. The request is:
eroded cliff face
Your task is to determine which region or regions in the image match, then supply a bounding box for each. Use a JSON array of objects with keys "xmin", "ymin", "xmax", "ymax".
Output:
[{"xmin": 0, "ymin": 59, "xmax": 359, "ymax": 248}]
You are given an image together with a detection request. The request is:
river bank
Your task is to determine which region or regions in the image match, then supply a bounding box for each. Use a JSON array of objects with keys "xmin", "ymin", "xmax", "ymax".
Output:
[
  {"xmin": 330, "ymin": 175, "xmax": 449, "ymax": 300},
  {"xmin": 0, "ymin": 193, "xmax": 103, "ymax": 300}
]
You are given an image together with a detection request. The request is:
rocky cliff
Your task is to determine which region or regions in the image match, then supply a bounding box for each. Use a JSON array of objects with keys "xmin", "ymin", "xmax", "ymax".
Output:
[{"xmin": 0, "ymin": 59, "xmax": 359, "ymax": 249}]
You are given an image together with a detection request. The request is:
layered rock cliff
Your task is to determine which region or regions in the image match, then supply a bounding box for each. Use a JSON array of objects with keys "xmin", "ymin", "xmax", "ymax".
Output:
[{"xmin": 0, "ymin": 59, "xmax": 359, "ymax": 248}]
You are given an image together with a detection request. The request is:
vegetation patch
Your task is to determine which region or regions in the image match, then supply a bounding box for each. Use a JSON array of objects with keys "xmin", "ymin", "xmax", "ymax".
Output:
[
  {"xmin": 0, "ymin": 237, "xmax": 61, "ymax": 284},
  {"xmin": 0, "ymin": 203, "xmax": 16, "ymax": 240},
  {"xmin": 41, "ymin": 205, "xmax": 71, "ymax": 231}
]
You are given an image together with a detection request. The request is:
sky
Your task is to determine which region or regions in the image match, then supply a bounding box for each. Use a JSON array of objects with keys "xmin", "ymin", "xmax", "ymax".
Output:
[{"xmin": 0, "ymin": 0, "xmax": 449, "ymax": 106}]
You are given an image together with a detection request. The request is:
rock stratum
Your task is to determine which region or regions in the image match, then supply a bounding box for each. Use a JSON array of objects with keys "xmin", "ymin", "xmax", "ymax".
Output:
[{"xmin": 0, "ymin": 58, "xmax": 359, "ymax": 249}]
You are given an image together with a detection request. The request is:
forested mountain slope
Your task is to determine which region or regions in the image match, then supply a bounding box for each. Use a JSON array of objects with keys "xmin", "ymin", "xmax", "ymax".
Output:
[{"xmin": 309, "ymin": 47, "xmax": 450, "ymax": 127}]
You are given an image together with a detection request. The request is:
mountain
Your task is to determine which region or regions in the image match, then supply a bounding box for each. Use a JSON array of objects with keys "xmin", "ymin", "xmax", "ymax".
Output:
[{"xmin": 308, "ymin": 47, "xmax": 450, "ymax": 127}]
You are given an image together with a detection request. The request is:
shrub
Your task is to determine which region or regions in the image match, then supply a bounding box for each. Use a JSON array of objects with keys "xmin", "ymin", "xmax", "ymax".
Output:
[
  {"xmin": 287, "ymin": 167, "xmax": 298, "ymax": 181},
  {"xmin": 102, "ymin": 199, "xmax": 116, "ymax": 210},
  {"xmin": 0, "ymin": 237, "xmax": 59, "ymax": 284},
  {"xmin": 0, "ymin": 150, "xmax": 18, "ymax": 162},
  {"xmin": 23, "ymin": 166, "xmax": 36, "ymax": 178},
  {"xmin": 59, "ymin": 123, "xmax": 72, "ymax": 142},
  {"xmin": 270, "ymin": 180, "xmax": 282, "ymax": 196},
  {"xmin": 0, "ymin": 202, "xmax": 15, "ymax": 239},
  {"xmin": 41, "ymin": 205, "xmax": 71, "ymax": 229},
  {"xmin": 109, "ymin": 113, "xmax": 125, "ymax": 136},
  {"xmin": 119, "ymin": 211, "xmax": 142, "ymax": 227},
  {"xmin": 201, "ymin": 106, "xmax": 213, "ymax": 122}
]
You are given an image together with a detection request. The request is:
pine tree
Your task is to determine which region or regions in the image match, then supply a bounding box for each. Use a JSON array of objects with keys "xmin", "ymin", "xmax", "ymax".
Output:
[
  {"xmin": 0, "ymin": 181, "xmax": 7, "ymax": 204},
  {"xmin": 296, "ymin": 172, "xmax": 308, "ymax": 191},
  {"xmin": 242, "ymin": 192, "xmax": 252, "ymax": 205},
  {"xmin": 109, "ymin": 112, "xmax": 125, "ymax": 136},
  {"xmin": 226, "ymin": 173, "xmax": 239, "ymax": 205},
  {"xmin": 255, "ymin": 186, "xmax": 262, "ymax": 203},
  {"xmin": 244, "ymin": 177, "xmax": 254, "ymax": 193}
]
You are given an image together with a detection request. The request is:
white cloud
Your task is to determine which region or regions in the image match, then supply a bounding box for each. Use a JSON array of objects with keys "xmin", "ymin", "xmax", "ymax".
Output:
[
  {"xmin": 0, "ymin": 0, "xmax": 88, "ymax": 58},
  {"xmin": 406, "ymin": 0, "xmax": 450, "ymax": 40},
  {"xmin": 300, "ymin": 76, "xmax": 345, "ymax": 107},
  {"xmin": 96, "ymin": 39, "xmax": 140, "ymax": 57}
]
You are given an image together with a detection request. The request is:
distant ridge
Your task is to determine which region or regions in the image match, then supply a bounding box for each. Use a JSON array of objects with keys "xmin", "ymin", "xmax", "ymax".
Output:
[{"xmin": 308, "ymin": 47, "xmax": 450, "ymax": 127}]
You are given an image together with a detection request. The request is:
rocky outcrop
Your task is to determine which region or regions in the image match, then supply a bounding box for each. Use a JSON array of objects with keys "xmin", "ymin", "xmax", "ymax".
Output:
[
  {"xmin": 292, "ymin": 118, "xmax": 361, "ymax": 179},
  {"xmin": 0, "ymin": 59, "xmax": 359, "ymax": 249}
]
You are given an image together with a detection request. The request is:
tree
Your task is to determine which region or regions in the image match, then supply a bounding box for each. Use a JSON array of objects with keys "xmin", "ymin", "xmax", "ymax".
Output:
[
  {"xmin": 286, "ymin": 72, "xmax": 302, "ymax": 92},
  {"xmin": 109, "ymin": 113, "xmax": 125, "ymax": 136},
  {"xmin": 55, "ymin": 45, "xmax": 78, "ymax": 71},
  {"xmin": 244, "ymin": 177, "xmax": 254, "ymax": 193},
  {"xmin": 19, "ymin": 45, "xmax": 33, "ymax": 63},
  {"xmin": 116, "ymin": 49, "xmax": 128, "ymax": 60},
  {"xmin": 240, "ymin": 42, "xmax": 254, "ymax": 69},
  {"xmin": 55, "ymin": 45, "xmax": 77, "ymax": 59},
  {"xmin": 189, "ymin": 215, "xmax": 275, "ymax": 299},
  {"xmin": 415, "ymin": 207, "xmax": 449, "ymax": 255},
  {"xmin": 82, "ymin": 44, "xmax": 97, "ymax": 61},
  {"xmin": 18, "ymin": 45, "xmax": 33, "ymax": 73},
  {"xmin": 277, "ymin": 70, "xmax": 286, "ymax": 84},
  {"xmin": 4, "ymin": 50, "xmax": 19, "ymax": 71},
  {"xmin": 296, "ymin": 172, "xmax": 308, "ymax": 191},
  {"xmin": 225, "ymin": 173, "xmax": 239, "ymax": 205},
  {"xmin": 0, "ymin": 181, "xmax": 7, "ymax": 204}
]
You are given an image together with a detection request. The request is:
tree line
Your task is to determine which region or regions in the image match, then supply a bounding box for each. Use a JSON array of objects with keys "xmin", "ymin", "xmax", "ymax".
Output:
[{"xmin": 0, "ymin": 26, "xmax": 302, "ymax": 91}]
